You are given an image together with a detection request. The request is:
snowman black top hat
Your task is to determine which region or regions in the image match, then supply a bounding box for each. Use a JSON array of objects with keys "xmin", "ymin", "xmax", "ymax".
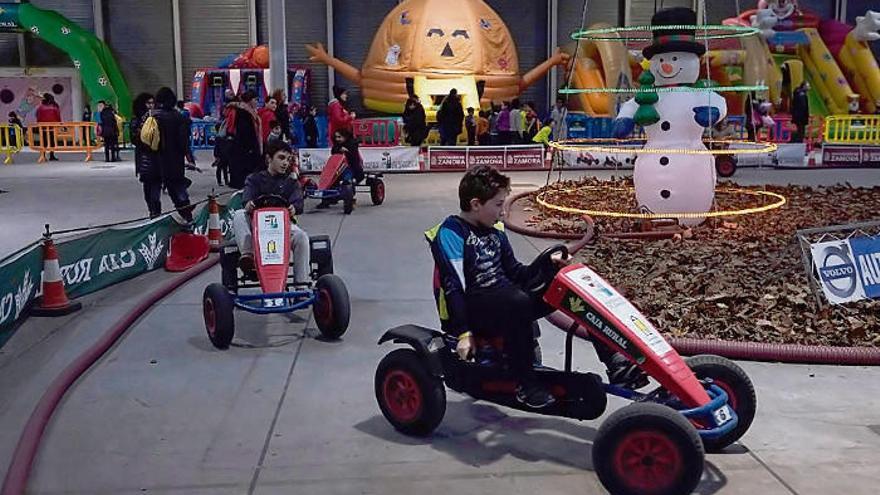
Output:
[{"xmin": 642, "ymin": 7, "xmax": 706, "ymax": 60}]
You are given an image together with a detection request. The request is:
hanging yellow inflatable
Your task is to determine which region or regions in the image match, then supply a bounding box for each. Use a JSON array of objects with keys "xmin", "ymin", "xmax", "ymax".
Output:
[{"xmin": 306, "ymin": 0, "xmax": 569, "ymax": 118}]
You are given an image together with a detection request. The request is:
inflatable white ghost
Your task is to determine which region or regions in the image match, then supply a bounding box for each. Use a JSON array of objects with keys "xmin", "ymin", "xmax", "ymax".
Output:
[{"xmin": 613, "ymin": 8, "xmax": 727, "ymax": 226}]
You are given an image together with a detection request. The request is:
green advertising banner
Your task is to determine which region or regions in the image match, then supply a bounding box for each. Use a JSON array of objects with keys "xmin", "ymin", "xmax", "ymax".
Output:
[
  {"xmin": 54, "ymin": 216, "xmax": 181, "ymax": 299},
  {"xmin": 0, "ymin": 243, "xmax": 43, "ymax": 348},
  {"xmin": 0, "ymin": 197, "xmax": 245, "ymax": 349}
]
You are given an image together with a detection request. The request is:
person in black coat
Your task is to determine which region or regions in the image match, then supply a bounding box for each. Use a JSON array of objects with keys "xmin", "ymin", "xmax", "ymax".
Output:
[
  {"xmin": 99, "ymin": 102, "xmax": 120, "ymax": 162},
  {"xmin": 303, "ymin": 105, "xmax": 319, "ymax": 148},
  {"xmin": 790, "ymin": 81, "xmax": 810, "ymax": 143},
  {"xmin": 436, "ymin": 88, "xmax": 464, "ymax": 146},
  {"xmin": 402, "ymin": 95, "xmax": 427, "ymax": 147},
  {"xmin": 228, "ymin": 90, "xmax": 262, "ymax": 189},
  {"xmin": 152, "ymin": 87, "xmax": 193, "ymax": 222}
]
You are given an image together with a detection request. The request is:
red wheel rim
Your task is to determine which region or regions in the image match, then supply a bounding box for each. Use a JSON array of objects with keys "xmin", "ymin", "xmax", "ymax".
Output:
[
  {"xmin": 203, "ymin": 297, "xmax": 216, "ymax": 336},
  {"xmin": 613, "ymin": 430, "xmax": 683, "ymax": 493},
  {"xmin": 717, "ymin": 159, "xmax": 735, "ymax": 176},
  {"xmin": 314, "ymin": 288, "xmax": 333, "ymax": 326},
  {"xmin": 376, "ymin": 182, "xmax": 385, "ymax": 202},
  {"xmin": 712, "ymin": 378, "xmax": 738, "ymax": 410},
  {"xmin": 383, "ymin": 369, "xmax": 423, "ymax": 422}
]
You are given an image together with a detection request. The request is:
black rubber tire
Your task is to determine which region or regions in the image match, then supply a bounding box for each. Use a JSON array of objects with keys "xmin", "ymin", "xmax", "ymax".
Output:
[
  {"xmin": 686, "ymin": 354, "xmax": 757, "ymax": 452},
  {"xmin": 313, "ymin": 274, "xmax": 350, "ymax": 339},
  {"xmin": 203, "ymin": 283, "xmax": 235, "ymax": 350},
  {"xmin": 715, "ymin": 156, "xmax": 737, "ymax": 178},
  {"xmin": 593, "ymin": 402, "xmax": 704, "ymax": 495},
  {"xmin": 375, "ymin": 348, "xmax": 446, "ymax": 436},
  {"xmin": 370, "ymin": 179, "xmax": 386, "ymax": 205},
  {"xmin": 341, "ymin": 184, "xmax": 355, "ymax": 214}
]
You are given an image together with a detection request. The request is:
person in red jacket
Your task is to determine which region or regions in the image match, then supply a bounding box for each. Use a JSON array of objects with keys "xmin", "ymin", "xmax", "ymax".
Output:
[
  {"xmin": 258, "ymin": 97, "xmax": 278, "ymax": 146},
  {"xmin": 327, "ymin": 85, "xmax": 355, "ymax": 142},
  {"xmin": 36, "ymin": 93, "xmax": 62, "ymax": 161}
]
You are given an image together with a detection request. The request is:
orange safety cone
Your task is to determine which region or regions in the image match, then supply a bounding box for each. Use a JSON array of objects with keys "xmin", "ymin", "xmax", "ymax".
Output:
[
  {"xmin": 207, "ymin": 195, "xmax": 223, "ymax": 251},
  {"xmin": 31, "ymin": 234, "xmax": 82, "ymax": 316}
]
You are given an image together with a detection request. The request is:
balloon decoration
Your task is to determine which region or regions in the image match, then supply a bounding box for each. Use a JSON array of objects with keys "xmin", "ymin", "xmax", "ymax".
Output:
[{"xmin": 305, "ymin": 0, "xmax": 570, "ymax": 115}]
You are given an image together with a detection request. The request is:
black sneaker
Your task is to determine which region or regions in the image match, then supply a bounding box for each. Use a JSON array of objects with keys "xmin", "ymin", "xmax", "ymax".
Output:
[
  {"xmin": 515, "ymin": 382, "xmax": 556, "ymax": 409},
  {"xmin": 606, "ymin": 353, "xmax": 649, "ymax": 389}
]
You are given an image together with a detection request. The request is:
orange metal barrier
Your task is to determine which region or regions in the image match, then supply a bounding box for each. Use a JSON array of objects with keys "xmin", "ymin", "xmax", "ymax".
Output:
[
  {"xmin": 0, "ymin": 123, "xmax": 24, "ymax": 164},
  {"xmin": 27, "ymin": 122, "xmax": 101, "ymax": 163}
]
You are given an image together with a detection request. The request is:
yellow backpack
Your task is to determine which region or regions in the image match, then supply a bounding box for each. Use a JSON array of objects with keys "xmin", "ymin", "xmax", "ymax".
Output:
[{"xmin": 140, "ymin": 114, "xmax": 160, "ymax": 152}]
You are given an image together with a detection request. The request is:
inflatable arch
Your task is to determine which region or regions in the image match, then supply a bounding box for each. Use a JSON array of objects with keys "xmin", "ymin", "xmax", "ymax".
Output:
[{"xmin": 0, "ymin": 2, "xmax": 131, "ymax": 117}]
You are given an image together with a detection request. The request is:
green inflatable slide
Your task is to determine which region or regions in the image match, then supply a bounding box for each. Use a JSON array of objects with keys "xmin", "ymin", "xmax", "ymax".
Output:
[{"xmin": 0, "ymin": 1, "xmax": 131, "ymax": 118}]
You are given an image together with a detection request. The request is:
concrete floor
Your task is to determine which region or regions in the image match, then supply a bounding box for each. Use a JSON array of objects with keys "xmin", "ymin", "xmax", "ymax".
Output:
[{"xmin": 1, "ymin": 156, "xmax": 880, "ymax": 494}]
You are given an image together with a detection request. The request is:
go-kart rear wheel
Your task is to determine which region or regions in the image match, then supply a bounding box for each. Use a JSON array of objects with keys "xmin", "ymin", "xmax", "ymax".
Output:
[
  {"xmin": 715, "ymin": 155, "xmax": 737, "ymax": 178},
  {"xmin": 203, "ymin": 283, "xmax": 235, "ymax": 349},
  {"xmin": 341, "ymin": 184, "xmax": 355, "ymax": 214},
  {"xmin": 313, "ymin": 274, "xmax": 350, "ymax": 339},
  {"xmin": 686, "ymin": 354, "xmax": 756, "ymax": 452},
  {"xmin": 370, "ymin": 179, "xmax": 385, "ymax": 205},
  {"xmin": 593, "ymin": 402, "xmax": 704, "ymax": 495},
  {"xmin": 375, "ymin": 348, "xmax": 446, "ymax": 436}
]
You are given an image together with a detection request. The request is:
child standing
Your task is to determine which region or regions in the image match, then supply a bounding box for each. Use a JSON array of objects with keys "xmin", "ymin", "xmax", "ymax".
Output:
[
  {"xmin": 465, "ymin": 107, "xmax": 477, "ymax": 146},
  {"xmin": 476, "ymin": 110, "xmax": 490, "ymax": 145},
  {"xmin": 303, "ymin": 106, "xmax": 319, "ymax": 148}
]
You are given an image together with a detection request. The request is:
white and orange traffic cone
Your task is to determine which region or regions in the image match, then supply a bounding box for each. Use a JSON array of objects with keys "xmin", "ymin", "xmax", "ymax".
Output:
[
  {"xmin": 31, "ymin": 233, "xmax": 82, "ymax": 316},
  {"xmin": 207, "ymin": 194, "xmax": 223, "ymax": 251}
]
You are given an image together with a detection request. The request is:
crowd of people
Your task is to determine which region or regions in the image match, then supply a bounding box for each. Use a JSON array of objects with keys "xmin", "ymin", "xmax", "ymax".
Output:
[{"xmin": 400, "ymin": 90, "xmax": 571, "ymax": 147}]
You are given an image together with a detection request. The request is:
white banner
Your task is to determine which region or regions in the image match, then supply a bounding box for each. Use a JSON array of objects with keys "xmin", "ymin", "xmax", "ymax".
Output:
[
  {"xmin": 810, "ymin": 240, "xmax": 866, "ymax": 305},
  {"xmin": 298, "ymin": 146, "xmax": 420, "ymax": 173}
]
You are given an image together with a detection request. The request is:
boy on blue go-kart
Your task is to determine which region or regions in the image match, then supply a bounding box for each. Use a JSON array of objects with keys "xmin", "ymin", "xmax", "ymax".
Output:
[
  {"xmin": 430, "ymin": 165, "xmax": 645, "ymax": 409},
  {"xmin": 232, "ymin": 140, "xmax": 311, "ymax": 287}
]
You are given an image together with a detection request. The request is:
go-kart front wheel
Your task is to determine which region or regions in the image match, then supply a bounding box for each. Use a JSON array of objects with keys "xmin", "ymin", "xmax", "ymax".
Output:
[
  {"xmin": 313, "ymin": 274, "xmax": 350, "ymax": 339},
  {"xmin": 687, "ymin": 354, "xmax": 756, "ymax": 452},
  {"xmin": 375, "ymin": 348, "xmax": 446, "ymax": 436},
  {"xmin": 203, "ymin": 283, "xmax": 235, "ymax": 349},
  {"xmin": 593, "ymin": 402, "xmax": 704, "ymax": 495},
  {"xmin": 370, "ymin": 178, "xmax": 385, "ymax": 205}
]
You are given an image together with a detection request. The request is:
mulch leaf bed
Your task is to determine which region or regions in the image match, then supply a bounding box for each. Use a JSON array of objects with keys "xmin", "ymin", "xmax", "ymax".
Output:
[{"xmin": 521, "ymin": 177, "xmax": 880, "ymax": 347}]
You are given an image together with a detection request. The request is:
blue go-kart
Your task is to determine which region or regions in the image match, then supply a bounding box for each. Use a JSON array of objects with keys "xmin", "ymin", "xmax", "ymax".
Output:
[{"xmin": 202, "ymin": 195, "xmax": 351, "ymax": 348}]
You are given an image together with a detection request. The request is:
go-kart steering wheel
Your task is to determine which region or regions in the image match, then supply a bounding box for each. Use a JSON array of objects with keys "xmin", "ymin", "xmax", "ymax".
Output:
[
  {"xmin": 252, "ymin": 194, "xmax": 289, "ymax": 209},
  {"xmin": 524, "ymin": 244, "xmax": 569, "ymax": 296}
]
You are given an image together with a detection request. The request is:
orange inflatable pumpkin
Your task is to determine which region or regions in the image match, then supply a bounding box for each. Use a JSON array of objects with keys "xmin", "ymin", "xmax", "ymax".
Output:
[{"xmin": 306, "ymin": 0, "xmax": 568, "ymax": 116}]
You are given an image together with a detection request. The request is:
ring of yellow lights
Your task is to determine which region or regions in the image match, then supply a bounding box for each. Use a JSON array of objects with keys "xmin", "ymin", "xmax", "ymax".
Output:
[
  {"xmin": 548, "ymin": 138, "xmax": 778, "ymax": 156},
  {"xmin": 535, "ymin": 186, "xmax": 787, "ymax": 220}
]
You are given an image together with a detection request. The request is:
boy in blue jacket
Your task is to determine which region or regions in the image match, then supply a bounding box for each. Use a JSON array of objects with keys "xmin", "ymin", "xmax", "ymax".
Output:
[{"xmin": 429, "ymin": 165, "xmax": 644, "ymax": 408}]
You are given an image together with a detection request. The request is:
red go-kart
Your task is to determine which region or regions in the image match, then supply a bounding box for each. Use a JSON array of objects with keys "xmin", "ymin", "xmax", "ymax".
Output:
[
  {"xmin": 374, "ymin": 226, "xmax": 756, "ymax": 495},
  {"xmin": 203, "ymin": 195, "xmax": 351, "ymax": 348},
  {"xmin": 300, "ymin": 154, "xmax": 385, "ymax": 214}
]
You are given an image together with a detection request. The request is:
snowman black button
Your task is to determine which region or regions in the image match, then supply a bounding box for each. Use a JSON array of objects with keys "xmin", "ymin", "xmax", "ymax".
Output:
[
  {"xmin": 660, "ymin": 156, "xmax": 669, "ymax": 166},
  {"xmin": 661, "ymin": 121, "xmax": 671, "ymax": 131},
  {"xmin": 660, "ymin": 189, "xmax": 671, "ymax": 199}
]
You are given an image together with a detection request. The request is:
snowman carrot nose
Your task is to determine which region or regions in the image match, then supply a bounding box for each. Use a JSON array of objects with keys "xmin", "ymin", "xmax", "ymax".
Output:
[{"xmin": 661, "ymin": 63, "xmax": 674, "ymax": 74}]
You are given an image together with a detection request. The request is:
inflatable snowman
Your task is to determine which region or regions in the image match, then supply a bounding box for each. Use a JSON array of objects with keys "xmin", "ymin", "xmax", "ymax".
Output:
[{"xmin": 613, "ymin": 7, "xmax": 727, "ymax": 226}]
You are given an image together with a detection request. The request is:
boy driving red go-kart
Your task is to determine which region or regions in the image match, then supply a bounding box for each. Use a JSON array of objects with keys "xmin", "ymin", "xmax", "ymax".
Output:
[
  {"xmin": 232, "ymin": 141, "xmax": 311, "ymax": 287},
  {"xmin": 427, "ymin": 166, "xmax": 644, "ymax": 408},
  {"xmin": 373, "ymin": 165, "xmax": 757, "ymax": 495},
  {"xmin": 203, "ymin": 140, "xmax": 350, "ymax": 348}
]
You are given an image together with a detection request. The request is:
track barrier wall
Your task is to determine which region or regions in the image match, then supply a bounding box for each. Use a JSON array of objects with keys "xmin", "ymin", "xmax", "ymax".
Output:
[{"xmin": 0, "ymin": 192, "xmax": 243, "ymax": 349}]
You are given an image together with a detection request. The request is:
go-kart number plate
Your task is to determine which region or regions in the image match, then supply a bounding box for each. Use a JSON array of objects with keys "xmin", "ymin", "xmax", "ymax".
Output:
[
  {"xmin": 563, "ymin": 267, "xmax": 672, "ymax": 357},
  {"xmin": 713, "ymin": 405, "xmax": 733, "ymax": 426},
  {"xmin": 257, "ymin": 211, "xmax": 285, "ymax": 265}
]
